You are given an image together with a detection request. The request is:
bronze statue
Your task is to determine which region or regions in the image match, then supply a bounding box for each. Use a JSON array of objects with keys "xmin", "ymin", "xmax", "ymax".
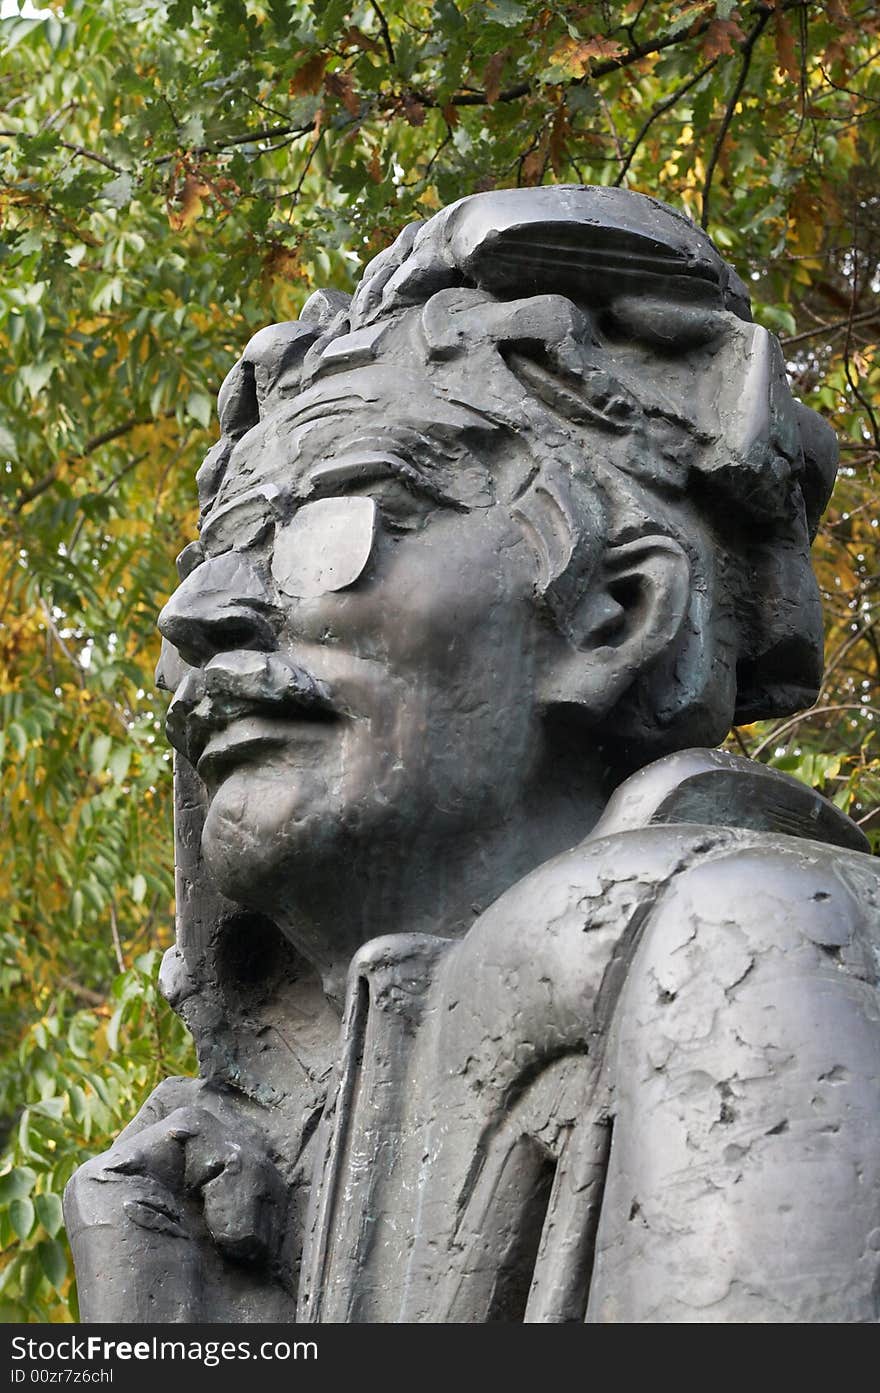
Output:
[{"xmin": 65, "ymin": 186, "xmax": 880, "ymax": 1323}]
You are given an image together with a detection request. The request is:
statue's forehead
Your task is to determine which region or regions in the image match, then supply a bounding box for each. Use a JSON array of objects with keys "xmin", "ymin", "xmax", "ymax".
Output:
[{"xmin": 204, "ymin": 363, "xmax": 504, "ymax": 523}]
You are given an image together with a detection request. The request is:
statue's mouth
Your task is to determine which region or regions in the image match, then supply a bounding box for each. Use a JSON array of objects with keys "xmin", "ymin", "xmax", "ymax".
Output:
[
  {"xmin": 196, "ymin": 710, "xmax": 337, "ymax": 784},
  {"xmin": 165, "ymin": 649, "xmax": 338, "ymax": 773}
]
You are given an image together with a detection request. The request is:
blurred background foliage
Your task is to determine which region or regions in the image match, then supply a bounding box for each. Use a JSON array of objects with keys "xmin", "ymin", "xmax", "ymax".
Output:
[{"xmin": 0, "ymin": 0, "xmax": 877, "ymax": 1320}]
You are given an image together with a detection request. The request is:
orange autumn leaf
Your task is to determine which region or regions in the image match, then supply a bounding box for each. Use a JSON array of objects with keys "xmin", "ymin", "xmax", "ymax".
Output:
[
  {"xmin": 552, "ymin": 34, "xmax": 625, "ymax": 78},
  {"xmin": 775, "ymin": 11, "xmax": 799, "ymax": 80},
  {"xmin": 702, "ymin": 17, "xmax": 747, "ymax": 61},
  {"xmin": 483, "ymin": 50, "xmax": 508, "ymax": 104},
  {"xmin": 339, "ymin": 25, "xmax": 381, "ymax": 55},
  {"xmin": 573, "ymin": 35, "xmax": 625, "ymax": 63},
  {"xmin": 167, "ymin": 173, "xmax": 208, "ymax": 231},
  {"xmin": 262, "ymin": 243, "xmax": 303, "ymax": 283},
  {"xmin": 402, "ymin": 93, "xmax": 426, "ymax": 126},
  {"xmin": 290, "ymin": 52, "xmax": 327, "ymax": 96},
  {"xmin": 324, "ymin": 70, "xmax": 361, "ymax": 119}
]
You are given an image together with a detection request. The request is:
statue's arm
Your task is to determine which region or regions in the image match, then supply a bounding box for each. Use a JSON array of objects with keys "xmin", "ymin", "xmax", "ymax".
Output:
[{"xmin": 587, "ymin": 838, "xmax": 880, "ymax": 1322}]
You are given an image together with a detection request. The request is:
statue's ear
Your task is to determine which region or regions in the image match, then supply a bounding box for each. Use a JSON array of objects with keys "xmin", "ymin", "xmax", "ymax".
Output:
[{"xmin": 538, "ymin": 536, "xmax": 691, "ymax": 720}]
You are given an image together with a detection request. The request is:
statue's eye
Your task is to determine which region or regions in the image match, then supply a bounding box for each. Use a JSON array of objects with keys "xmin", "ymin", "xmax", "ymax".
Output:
[
  {"xmin": 306, "ymin": 456, "xmax": 443, "ymax": 532},
  {"xmin": 271, "ymin": 496, "xmax": 378, "ymax": 599},
  {"xmin": 175, "ymin": 540, "xmax": 205, "ymax": 581},
  {"xmin": 366, "ymin": 478, "xmax": 436, "ymax": 533}
]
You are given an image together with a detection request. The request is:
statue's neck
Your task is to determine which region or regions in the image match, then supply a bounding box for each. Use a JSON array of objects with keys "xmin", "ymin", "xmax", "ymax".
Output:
[{"xmin": 271, "ymin": 778, "xmax": 609, "ymax": 1013}]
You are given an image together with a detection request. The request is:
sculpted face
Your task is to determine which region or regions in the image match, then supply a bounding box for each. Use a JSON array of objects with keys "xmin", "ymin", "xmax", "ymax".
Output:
[
  {"xmin": 157, "ymin": 357, "xmax": 552, "ymax": 917},
  {"xmin": 157, "ymin": 185, "xmax": 838, "ymax": 952}
]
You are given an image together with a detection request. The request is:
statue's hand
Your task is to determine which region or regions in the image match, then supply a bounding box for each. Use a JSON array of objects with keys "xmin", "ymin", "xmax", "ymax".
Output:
[
  {"xmin": 104, "ymin": 1101, "xmax": 288, "ymax": 1267},
  {"xmin": 64, "ymin": 1076, "xmax": 293, "ymax": 1322}
]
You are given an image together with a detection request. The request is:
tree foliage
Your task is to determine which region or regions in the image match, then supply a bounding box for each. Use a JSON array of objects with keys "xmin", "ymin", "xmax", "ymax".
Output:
[{"xmin": 0, "ymin": 0, "xmax": 878, "ymax": 1320}]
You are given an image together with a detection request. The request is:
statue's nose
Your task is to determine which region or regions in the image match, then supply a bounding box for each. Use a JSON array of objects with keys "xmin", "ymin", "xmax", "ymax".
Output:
[{"xmin": 157, "ymin": 551, "xmax": 279, "ymax": 669}]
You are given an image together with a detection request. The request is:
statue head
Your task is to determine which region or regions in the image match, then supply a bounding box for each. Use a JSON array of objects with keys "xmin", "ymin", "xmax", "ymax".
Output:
[{"xmin": 157, "ymin": 186, "xmax": 837, "ymax": 965}]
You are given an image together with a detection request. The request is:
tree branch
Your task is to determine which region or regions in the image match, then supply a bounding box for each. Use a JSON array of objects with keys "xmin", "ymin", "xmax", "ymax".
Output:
[
  {"xmin": 369, "ymin": 0, "xmax": 395, "ymax": 67},
  {"xmin": 152, "ymin": 120, "xmax": 316, "ymax": 167},
  {"xmin": 439, "ymin": 14, "xmax": 719, "ymax": 109},
  {"xmin": 14, "ymin": 410, "xmax": 175, "ymax": 512},
  {"xmin": 614, "ymin": 58, "xmax": 719, "ymax": 188},
  {"xmin": 0, "ymin": 131, "xmax": 125, "ymax": 173},
  {"xmin": 701, "ymin": 9, "xmax": 773, "ymax": 230},
  {"xmin": 780, "ymin": 305, "xmax": 879, "ymax": 347},
  {"xmin": 58, "ymin": 140, "xmax": 124, "ymax": 173}
]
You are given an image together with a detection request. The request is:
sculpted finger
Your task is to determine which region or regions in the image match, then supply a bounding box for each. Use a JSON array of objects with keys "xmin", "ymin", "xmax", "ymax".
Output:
[
  {"xmin": 201, "ymin": 1148, "xmax": 289, "ymax": 1266},
  {"xmin": 102, "ymin": 1105, "xmax": 203, "ymax": 1192}
]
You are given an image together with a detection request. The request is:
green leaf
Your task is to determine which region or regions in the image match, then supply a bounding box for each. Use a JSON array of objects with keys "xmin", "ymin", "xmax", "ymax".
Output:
[
  {"xmin": 89, "ymin": 734, "xmax": 112, "ymax": 775},
  {"xmin": 37, "ymin": 1239, "xmax": 67, "ymax": 1292},
  {"xmin": 186, "ymin": 391, "xmax": 214, "ymax": 428},
  {"xmin": 34, "ymin": 1192, "xmax": 63, "ymax": 1238},
  {"xmin": 101, "ymin": 173, "xmax": 134, "ymax": 209},
  {"xmin": 9, "ymin": 1197, "xmax": 35, "ymax": 1241},
  {"xmin": 0, "ymin": 1167, "xmax": 36, "ymax": 1204},
  {"xmin": 0, "ymin": 424, "xmax": 19, "ymax": 461},
  {"xmin": 109, "ymin": 746, "xmax": 131, "ymax": 783},
  {"xmin": 179, "ymin": 115, "xmax": 205, "ymax": 147},
  {"xmin": 19, "ymin": 362, "xmax": 54, "ymax": 398}
]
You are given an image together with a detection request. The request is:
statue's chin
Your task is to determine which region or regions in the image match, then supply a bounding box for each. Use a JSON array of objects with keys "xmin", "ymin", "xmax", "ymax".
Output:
[
  {"xmin": 201, "ymin": 827, "xmax": 271, "ymax": 908},
  {"xmin": 198, "ymin": 763, "xmax": 358, "ymax": 911},
  {"xmin": 199, "ymin": 770, "xmax": 303, "ymax": 907}
]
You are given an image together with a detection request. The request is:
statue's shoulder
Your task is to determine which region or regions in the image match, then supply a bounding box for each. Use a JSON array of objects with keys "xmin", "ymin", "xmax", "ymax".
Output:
[
  {"xmin": 587, "ymin": 747, "xmax": 869, "ymax": 854},
  {"xmin": 484, "ymin": 749, "xmax": 877, "ymax": 946}
]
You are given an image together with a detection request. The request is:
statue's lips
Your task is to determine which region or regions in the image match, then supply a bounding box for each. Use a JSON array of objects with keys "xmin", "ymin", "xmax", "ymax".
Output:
[
  {"xmin": 196, "ymin": 711, "xmax": 336, "ymax": 783},
  {"xmin": 165, "ymin": 650, "xmax": 338, "ymax": 772}
]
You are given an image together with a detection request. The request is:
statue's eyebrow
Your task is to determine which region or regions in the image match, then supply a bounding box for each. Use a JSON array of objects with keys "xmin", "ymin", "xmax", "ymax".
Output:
[
  {"xmin": 199, "ymin": 453, "xmax": 468, "ymax": 553},
  {"xmin": 303, "ymin": 451, "xmax": 470, "ymax": 512},
  {"xmin": 199, "ymin": 483, "xmax": 281, "ymax": 554}
]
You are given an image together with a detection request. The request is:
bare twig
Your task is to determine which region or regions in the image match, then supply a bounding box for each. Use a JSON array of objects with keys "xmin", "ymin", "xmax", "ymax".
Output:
[
  {"xmin": 701, "ymin": 9, "xmax": 773, "ymax": 230},
  {"xmin": 730, "ymin": 726, "xmax": 753, "ymax": 758},
  {"xmin": 780, "ymin": 305, "xmax": 879, "ymax": 347},
  {"xmin": 842, "ymin": 220, "xmax": 880, "ymax": 454},
  {"xmin": 614, "ymin": 59, "xmax": 718, "ymax": 187},
  {"xmin": 750, "ymin": 704, "xmax": 880, "ymax": 758},
  {"xmin": 153, "ymin": 431, "xmax": 193, "ymax": 522},
  {"xmin": 59, "ymin": 976, "xmax": 105, "ymax": 1008},
  {"xmin": 597, "ymin": 90, "xmax": 625, "ymax": 166},
  {"xmin": 68, "ymin": 451, "xmax": 149, "ymax": 557},
  {"xmin": 369, "ymin": 0, "xmax": 395, "ymax": 66},
  {"xmin": 289, "ymin": 126, "xmax": 324, "ymax": 210},
  {"xmin": 38, "ymin": 596, "xmax": 85, "ymax": 689}
]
